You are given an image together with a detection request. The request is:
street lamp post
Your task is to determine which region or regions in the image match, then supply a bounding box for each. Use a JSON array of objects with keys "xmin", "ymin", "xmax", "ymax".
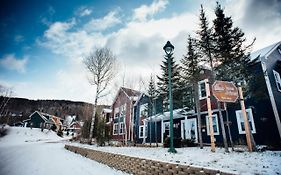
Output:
[{"xmin": 163, "ymin": 41, "xmax": 177, "ymax": 153}]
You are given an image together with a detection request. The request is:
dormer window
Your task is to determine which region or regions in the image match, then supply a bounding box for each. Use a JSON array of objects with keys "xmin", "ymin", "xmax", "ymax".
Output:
[
  {"xmin": 273, "ymin": 70, "xmax": 281, "ymax": 92},
  {"xmin": 278, "ymin": 47, "xmax": 281, "ymax": 55},
  {"xmin": 198, "ymin": 80, "xmax": 207, "ymax": 99}
]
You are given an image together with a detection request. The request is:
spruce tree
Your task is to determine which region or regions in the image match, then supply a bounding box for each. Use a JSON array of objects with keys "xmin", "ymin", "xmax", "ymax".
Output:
[
  {"xmin": 213, "ymin": 2, "xmax": 252, "ymax": 83},
  {"xmin": 148, "ymin": 75, "xmax": 156, "ymax": 114},
  {"xmin": 181, "ymin": 36, "xmax": 203, "ymax": 148},
  {"xmin": 147, "ymin": 75, "xmax": 156, "ymax": 145},
  {"xmin": 157, "ymin": 50, "xmax": 183, "ymax": 111},
  {"xmin": 212, "ymin": 2, "xmax": 255, "ymax": 151},
  {"xmin": 196, "ymin": 5, "xmax": 215, "ymax": 71}
]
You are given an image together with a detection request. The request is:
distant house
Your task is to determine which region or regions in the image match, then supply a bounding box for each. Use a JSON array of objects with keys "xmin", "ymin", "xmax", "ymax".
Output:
[
  {"xmin": 24, "ymin": 111, "xmax": 63, "ymax": 131},
  {"xmin": 111, "ymin": 87, "xmax": 141, "ymax": 144}
]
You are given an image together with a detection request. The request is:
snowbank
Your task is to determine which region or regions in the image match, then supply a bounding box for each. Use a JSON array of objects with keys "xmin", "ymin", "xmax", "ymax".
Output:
[
  {"xmin": 0, "ymin": 126, "xmax": 64, "ymax": 146},
  {"xmin": 70, "ymin": 142, "xmax": 281, "ymax": 175}
]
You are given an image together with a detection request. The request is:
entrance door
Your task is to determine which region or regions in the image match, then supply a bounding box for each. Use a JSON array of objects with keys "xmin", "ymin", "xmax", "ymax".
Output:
[{"xmin": 181, "ymin": 118, "xmax": 198, "ymax": 143}]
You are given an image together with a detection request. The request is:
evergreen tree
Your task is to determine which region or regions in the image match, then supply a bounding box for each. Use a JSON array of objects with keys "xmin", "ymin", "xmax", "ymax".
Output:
[
  {"xmin": 212, "ymin": 2, "xmax": 255, "ymax": 151},
  {"xmin": 157, "ymin": 51, "xmax": 183, "ymax": 111},
  {"xmin": 181, "ymin": 36, "xmax": 203, "ymax": 148},
  {"xmin": 196, "ymin": 5, "xmax": 215, "ymax": 71},
  {"xmin": 213, "ymin": 2, "xmax": 253, "ymax": 83},
  {"xmin": 148, "ymin": 75, "xmax": 156, "ymax": 115}
]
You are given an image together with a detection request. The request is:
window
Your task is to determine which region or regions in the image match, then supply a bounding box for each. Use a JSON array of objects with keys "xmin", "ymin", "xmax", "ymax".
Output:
[
  {"xmin": 113, "ymin": 123, "xmax": 119, "ymax": 135},
  {"xmin": 139, "ymin": 125, "xmax": 147, "ymax": 138},
  {"xmin": 273, "ymin": 70, "xmax": 281, "ymax": 92},
  {"xmin": 236, "ymin": 108, "xmax": 256, "ymax": 134},
  {"xmin": 198, "ymin": 80, "xmax": 207, "ymax": 99},
  {"xmin": 206, "ymin": 114, "xmax": 220, "ymax": 135},
  {"xmin": 140, "ymin": 103, "xmax": 148, "ymax": 118},
  {"xmin": 114, "ymin": 107, "xmax": 119, "ymax": 119},
  {"xmin": 120, "ymin": 104, "xmax": 126, "ymax": 117},
  {"xmin": 164, "ymin": 122, "xmax": 170, "ymax": 137},
  {"xmin": 119, "ymin": 122, "xmax": 125, "ymax": 134},
  {"xmin": 278, "ymin": 48, "xmax": 281, "ymax": 55}
]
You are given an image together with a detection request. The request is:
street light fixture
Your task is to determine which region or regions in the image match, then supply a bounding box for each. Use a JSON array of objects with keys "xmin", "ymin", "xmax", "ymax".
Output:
[{"xmin": 163, "ymin": 41, "xmax": 177, "ymax": 153}]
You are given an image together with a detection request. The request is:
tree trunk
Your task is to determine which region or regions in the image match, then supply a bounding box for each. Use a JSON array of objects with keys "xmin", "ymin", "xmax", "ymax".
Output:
[{"xmin": 89, "ymin": 89, "xmax": 98, "ymax": 144}]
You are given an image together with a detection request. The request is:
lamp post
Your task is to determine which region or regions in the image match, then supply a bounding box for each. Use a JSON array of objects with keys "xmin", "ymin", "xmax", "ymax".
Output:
[{"xmin": 163, "ymin": 41, "xmax": 177, "ymax": 153}]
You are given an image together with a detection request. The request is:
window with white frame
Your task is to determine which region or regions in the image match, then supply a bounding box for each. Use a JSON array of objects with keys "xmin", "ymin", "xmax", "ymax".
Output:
[
  {"xmin": 113, "ymin": 123, "xmax": 119, "ymax": 135},
  {"xmin": 164, "ymin": 122, "xmax": 170, "ymax": 137},
  {"xmin": 140, "ymin": 103, "xmax": 148, "ymax": 118},
  {"xmin": 273, "ymin": 70, "xmax": 281, "ymax": 92},
  {"xmin": 114, "ymin": 107, "xmax": 119, "ymax": 119},
  {"xmin": 235, "ymin": 108, "xmax": 256, "ymax": 134},
  {"xmin": 206, "ymin": 114, "xmax": 220, "ymax": 135},
  {"xmin": 198, "ymin": 80, "xmax": 207, "ymax": 99},
  {"xmin": 120, "ymin": 104, "xmax": 126, "ymax": 117},
  {"xmin": 139, "ymin": 125, "xmax": 147, "ymax": 138},
  {"xmin": 119, "ymin": 122, "xmax": 125, "ymax": 134}
]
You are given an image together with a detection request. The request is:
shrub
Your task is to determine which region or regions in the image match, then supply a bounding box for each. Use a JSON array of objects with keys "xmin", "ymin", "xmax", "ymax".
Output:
[
  {"xmin": 0, "ymin": 124, "xmax": 9, "ymax": 137},
  {"xmin": 164, "ymin": 137, "xmax": 182, "ymax": 148},
  {"xmin": 181, "ymin": 139, "xmax": 196, "ymax": 147}
]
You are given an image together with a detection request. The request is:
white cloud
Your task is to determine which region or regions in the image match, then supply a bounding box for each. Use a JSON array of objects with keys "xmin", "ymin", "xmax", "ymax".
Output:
[
  {"xmin": 80, "ymin": 8, "xmax": 92, "ymax": 17},
  {"xmin": 0, "ymin": 54, "xmax": 28, "ymax": 73},
  {"xmin": 37, "ymin": 0, "xmax": 281, "ymax": 103},
  {"xmin": 84, "ymin": 9, "xmax": 121, "ymax": 32},
  {"xmin": 133, "ymin": 0, "xmax": 168, "ymax": 21},
  {"xmin": 38, "ymin": 18, "xmax": 107, "ymax": 61}
]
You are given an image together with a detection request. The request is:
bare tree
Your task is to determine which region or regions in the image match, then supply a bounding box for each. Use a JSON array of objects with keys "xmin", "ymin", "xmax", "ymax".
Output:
[
  {"xmin": 0, "ymin": 85, "xmax": 13, "ymax": 118},
  {"xmin": 83, "ymin": 48, "xmax": 117, "ymax": 144}
]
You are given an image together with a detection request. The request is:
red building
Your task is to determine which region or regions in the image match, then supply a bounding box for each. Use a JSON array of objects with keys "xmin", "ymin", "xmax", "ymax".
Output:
[{"xmin": 111, "ymin": 87, "xmax": 141, "ymax": 144}]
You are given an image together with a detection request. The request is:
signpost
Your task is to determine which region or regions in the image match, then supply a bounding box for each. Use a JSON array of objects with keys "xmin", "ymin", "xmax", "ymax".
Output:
[
  {"xmin": 212, "ymin": 81, "xmax": 253, "ymax": 152},
  {"xmin": 212, "ymin": 81, "xmax": 238, "ymax": 103}
]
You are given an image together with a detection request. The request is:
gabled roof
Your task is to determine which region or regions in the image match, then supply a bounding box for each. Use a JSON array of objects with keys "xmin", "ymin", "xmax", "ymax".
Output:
[
  {"xmin": 121, "ymin": 87, "xmax": 141, "ymax": 97},
  {"xmin": 250, "ymin": 41, "xmax": 281, "ymax": 62},
  {"xmin": 112, "ymin": 87, "xmax": 141, "ymax": 107},
  {"xmin": 133, "ymin": 93, "xmax": 148, "ymax": 107},
  {"xmin": 28, "ymin": 111, "xmax": 48, "ymax": 122}
]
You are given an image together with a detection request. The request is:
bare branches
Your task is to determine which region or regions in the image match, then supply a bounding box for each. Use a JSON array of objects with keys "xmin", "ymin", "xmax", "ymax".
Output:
[
  {"xmin": 83, "ymin": 47, "xmax": 117, "ymax": 143},
  {"xmin": 0, "ymin": 85, "xmax": 13, "ymax": 117},
  {"xmin": 83, "ymin": 48, "xmax": 117, "ymax": 100}
]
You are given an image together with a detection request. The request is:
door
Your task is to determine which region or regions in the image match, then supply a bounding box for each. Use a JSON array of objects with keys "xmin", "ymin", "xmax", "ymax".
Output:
[{"xmin": 181, "ymin": 118, "xmax": 198, "ymax": 143}]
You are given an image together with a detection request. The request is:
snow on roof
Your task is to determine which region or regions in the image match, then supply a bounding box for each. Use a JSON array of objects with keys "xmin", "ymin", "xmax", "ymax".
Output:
[
  {"xmin": 250, "ymin": 41, "xmax": 281, "ymax": 62},
  {"xmin": 145, "ymin": 108, "xmax": 195, "ymax": 122},
  {"xmin": 103, "ymin": 108, "xmax": 112, "ymax": 113}
]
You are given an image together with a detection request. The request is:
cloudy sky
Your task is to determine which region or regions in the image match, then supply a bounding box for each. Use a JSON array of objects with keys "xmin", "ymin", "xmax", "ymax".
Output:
[{"xmin": 0, "ymin": 0, "xmax": 280, "ymax": 104}]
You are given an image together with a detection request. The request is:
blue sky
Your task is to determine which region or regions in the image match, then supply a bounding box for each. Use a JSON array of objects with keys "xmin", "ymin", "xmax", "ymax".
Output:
[{"xmin": 0, "ymin": 0, "xmax": 280, "ymax": 104}]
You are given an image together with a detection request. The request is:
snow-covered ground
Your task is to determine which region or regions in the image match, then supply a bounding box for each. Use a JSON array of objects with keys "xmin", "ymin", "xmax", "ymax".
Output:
[
  {"xmin": 1, "ymin": 126, "xmax": 280, "ymax": 175},
  {"xmin": 0, "ymin": 126, "xmax": 129, "ymax": 175},
  {"xmin": 70, "ymin": 142, "xmax": 281, "ymax": 175}
]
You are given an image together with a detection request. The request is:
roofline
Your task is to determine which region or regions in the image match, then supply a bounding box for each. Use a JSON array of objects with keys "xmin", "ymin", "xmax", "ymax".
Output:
[
  {"xmin": 111, "ymin": 87, "xmax": 137, "ymax": 108},
  {"xmin": 28, "ymin": 111, "xmax": 48, "ymax": 122},
  {"xmin": 265, "ymin": 41, "xmax": 281, "ymax": 58}
]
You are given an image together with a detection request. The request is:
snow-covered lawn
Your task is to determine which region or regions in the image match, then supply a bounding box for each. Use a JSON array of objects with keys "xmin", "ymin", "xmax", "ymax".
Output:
[
  {"xmin": 0, "ymin": 126, "xmax": 128, "ymax": 175},
  {"xmin": 69, "ymin": 142, "xmax": 281, "ymax": 175}
]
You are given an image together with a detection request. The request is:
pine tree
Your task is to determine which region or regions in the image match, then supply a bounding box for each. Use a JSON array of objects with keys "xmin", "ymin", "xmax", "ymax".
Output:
[
  {"xmin": 157, "ymin": 51, "xmax": 183, "ymax": 111},
  {"xmin": 148, "ymin": 75, "xmax": 156, "ymax": 115},
  {"xmin": 181, "ymin": 36, "xmax": 203, "ymax": 148},
  {"xmin": 196, "ymin": 5, "xmax": 215, "ymax": 71},
  {"xmin": 213, "ymin": 2, "xmax": 252, "ymax": 83},
  {"xmin": 212, "ymin": 2, "xmax": 255, "ymax": 151}
]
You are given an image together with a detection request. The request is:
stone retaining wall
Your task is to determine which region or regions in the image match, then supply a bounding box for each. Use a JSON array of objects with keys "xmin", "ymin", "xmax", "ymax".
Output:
[{"xmin": 65, "ymin": 145, "xmax": 235, "ymax": 175}]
